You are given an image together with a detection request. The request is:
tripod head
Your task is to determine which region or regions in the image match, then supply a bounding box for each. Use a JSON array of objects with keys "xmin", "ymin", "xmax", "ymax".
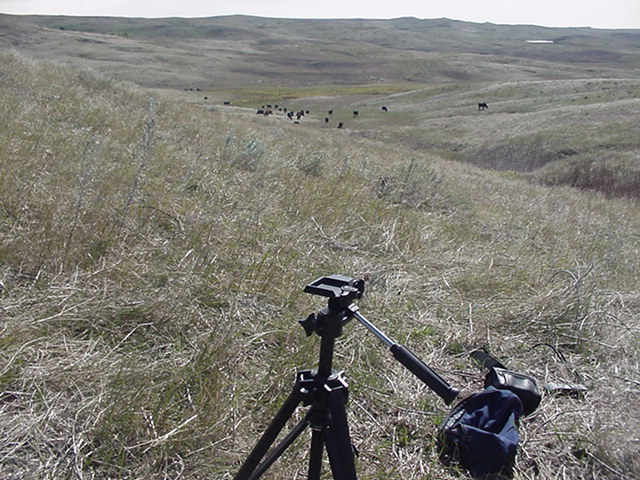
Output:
[
  {"xmin": 299, "ymin": 275, "xmax": 364, "ymax": 338},
  {"xmin": 300, "ymin": 274, "xmax": 460, "ymax": 405},
  {"xmin": 304, "ymin": 274, "xmax": 364, "ymax": 308}
]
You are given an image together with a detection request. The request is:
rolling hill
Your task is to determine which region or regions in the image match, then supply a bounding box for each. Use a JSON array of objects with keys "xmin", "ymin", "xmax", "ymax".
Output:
[
  {"xmin": 2, "ymin": 14, "xmax": 640, "ymax": 89},
  {"xmin": 2, "ymin": 13, "xmax": 638, "ymax": 186}
]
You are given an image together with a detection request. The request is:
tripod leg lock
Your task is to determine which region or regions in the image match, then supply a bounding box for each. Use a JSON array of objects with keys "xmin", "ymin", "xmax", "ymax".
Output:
[{"xmin": 297, "ymin": 369, "xmax": 349, "ymax": 407}]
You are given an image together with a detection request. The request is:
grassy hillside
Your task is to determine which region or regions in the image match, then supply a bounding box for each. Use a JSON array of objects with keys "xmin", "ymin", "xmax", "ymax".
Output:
[
  {"xmin": 0, "ymin": 15, "xmax": 640, "ymax": 197},
  {"xmin": 1, "ymin": 52, "xmax": 639, "ymax": 480},
  {"xmin": 3, "ymin": 14, "xmax": 640, "ymax": 89},
  {"xmin": 3, "ymin": 14, "xmax": 638, "ymax": 198},
  {"xmin": 344, "ymin": 78, "xmax": 640, "ymax": 194}
]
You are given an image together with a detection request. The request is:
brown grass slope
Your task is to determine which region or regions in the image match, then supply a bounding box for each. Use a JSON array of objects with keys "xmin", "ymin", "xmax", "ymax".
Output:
[{"xmin": 1, "ymin": 51, "xmax": 639, "ymax": 480}]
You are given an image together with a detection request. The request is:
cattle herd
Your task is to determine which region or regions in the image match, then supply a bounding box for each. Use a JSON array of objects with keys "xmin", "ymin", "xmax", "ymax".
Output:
[
  {"xmin": 248, "ymin": 101, "xmax": 489, "ymax": 128},
  {"xmin": 247, "ymin": 103, "xmax": 390, "ymax": 129},
  {"xmin": 193, "ymin": 93, "xmax": 393, "ymax": 128},
  {"xmin": 192, "ymin": 91, "xmax": 489, "ymax": 129}
]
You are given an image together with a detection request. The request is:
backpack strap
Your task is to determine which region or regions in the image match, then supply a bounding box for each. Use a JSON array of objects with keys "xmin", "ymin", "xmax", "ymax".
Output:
[{"xmin": 470, "ymin": 348, "xmax": 506, "ymax": 370}]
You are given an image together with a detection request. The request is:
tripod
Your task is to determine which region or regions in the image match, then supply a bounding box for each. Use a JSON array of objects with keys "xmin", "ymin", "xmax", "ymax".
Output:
[{"xmin": 233, "ymin": 275, "xmax": 459, "ymax": 480}]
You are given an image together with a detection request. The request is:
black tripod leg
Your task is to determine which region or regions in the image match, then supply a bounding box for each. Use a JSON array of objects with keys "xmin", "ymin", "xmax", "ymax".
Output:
[
  {"xmin": 233, "ymin": 386, "xmax": 302, "ymax": 480},
  {"xmin": 307, "ymin": 429, "xmax": 325, "ymax": 480},
  {"xmin": 323, "ymin": 388, "xmax": 358, "ymax": 480},
  {"xmin": 247, "ymin": 415, "xmax": 310, "ymax": 480}
]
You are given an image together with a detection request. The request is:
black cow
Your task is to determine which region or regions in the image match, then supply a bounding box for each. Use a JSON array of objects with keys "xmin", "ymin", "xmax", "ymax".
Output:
[
  {"xmin": 478, "ymin": 102, "xmax": 489, "ymax": 111},
  {"xmin": 353, "ymin": 111, "xmax": 359, "ymax": 117},
  {"xmin": 381, "ymin": 106, "xmax": 388, "ymax": 112},
  {"xmin": 337, "ymin": 122, "xmax": 344, "ymax": 129}
]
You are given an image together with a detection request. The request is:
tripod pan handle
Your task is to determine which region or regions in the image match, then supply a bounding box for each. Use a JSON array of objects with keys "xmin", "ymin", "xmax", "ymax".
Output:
[{"xmin": 390, "ymin": 344, "xmax": 459, "ymax": 405}]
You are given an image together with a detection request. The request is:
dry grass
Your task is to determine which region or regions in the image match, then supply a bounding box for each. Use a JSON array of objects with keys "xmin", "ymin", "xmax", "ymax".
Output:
[{"xmin": 1, "ymin": 52, "xmax": 639, "ymax": 480}]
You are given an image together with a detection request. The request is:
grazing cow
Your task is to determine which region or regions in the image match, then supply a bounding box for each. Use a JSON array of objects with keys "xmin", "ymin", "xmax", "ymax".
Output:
[
  {"xmin": 381, "ymin": 106, "xmax": 388, "ymax": 112},
  {"xmin": 223, "ymin": 101, "xmax": 231, "ymax": 105},
  {"xmin": 353, "ymin": 111, "xmax": 359, "ymax": 117},
  {"xmin": 328, "ymin": 109, "xmax": 333, "ymax": 115},
  {"xmin": 325, "ymin": 117, "xmax": 330, "ymax": 123},
  {"xmin": 478, "ymin": 102, "xmax": 489, "ymax": 111},
  {"xmin": 256, "ymin": 109, "xmax": 264, "ymax": 115},
  {"xmin": 337, "ymin": 122, "xmax": 344, "ymax": 129}
]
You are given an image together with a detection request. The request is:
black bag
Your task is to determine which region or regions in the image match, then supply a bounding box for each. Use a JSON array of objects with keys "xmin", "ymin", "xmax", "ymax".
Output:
[
  {"xmin": 470, "ymin": 349, "xmax": 542, "ymax": 417},
  {"xmin": 484, "ymin": 367, "xmax": 541, "ymax": 416},
  {"xmin": 438, "ymin": 387, "xmax": 523, "ymax": 478}
]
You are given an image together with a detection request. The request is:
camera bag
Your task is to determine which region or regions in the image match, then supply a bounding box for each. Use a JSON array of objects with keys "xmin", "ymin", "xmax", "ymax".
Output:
[
  {"xmin": 437, "ymin": 386, "xmax": 522, "ymax": 478},
  {"xmin": 484, "ymin": 367, "xmax": 541, "ymax": 416}
]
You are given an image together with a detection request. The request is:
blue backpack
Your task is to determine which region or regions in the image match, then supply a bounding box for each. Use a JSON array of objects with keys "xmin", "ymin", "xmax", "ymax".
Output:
[{"xmin": 437, "ymin": 387, "xmax": 523, "ymax": 478}]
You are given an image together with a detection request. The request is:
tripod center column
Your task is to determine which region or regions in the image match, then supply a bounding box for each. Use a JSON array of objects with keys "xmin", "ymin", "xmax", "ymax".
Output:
[
  {"xmin": 317, "ymin": 334, "xmax": 336, "ymax": 378},
  {"xmin": 314, "ymin": 306, "xmax": 347, "ymax": 379}
]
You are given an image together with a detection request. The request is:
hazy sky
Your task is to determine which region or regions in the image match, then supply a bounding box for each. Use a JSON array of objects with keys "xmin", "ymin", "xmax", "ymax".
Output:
[{"xmin": 1, "ymin": 0, "xmax": 639, "ymax": 29}]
